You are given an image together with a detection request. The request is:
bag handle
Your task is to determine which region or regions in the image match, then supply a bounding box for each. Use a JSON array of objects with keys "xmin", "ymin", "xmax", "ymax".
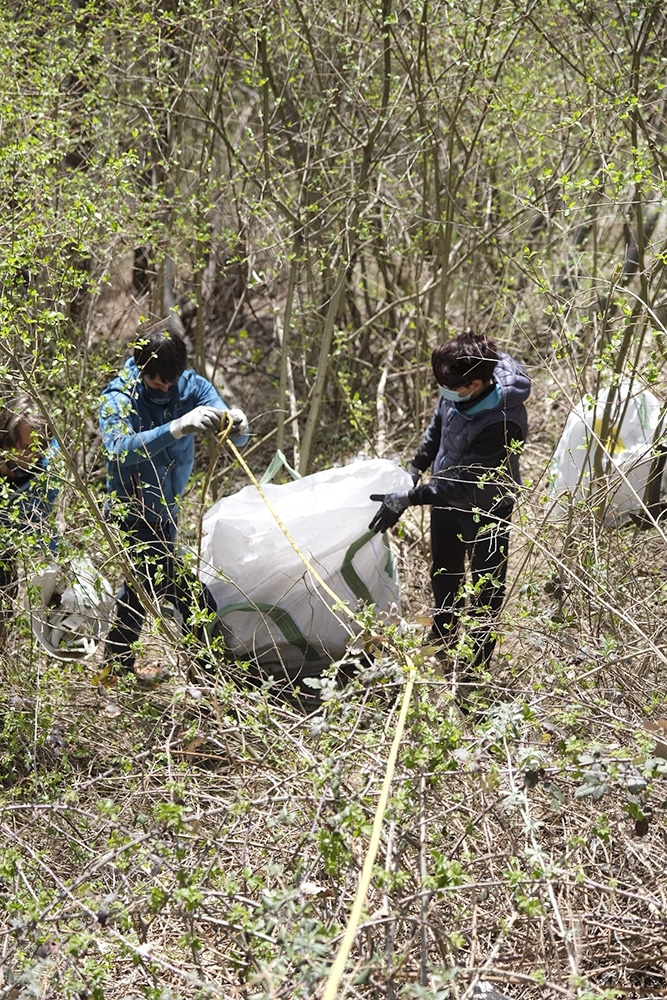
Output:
[{"xmin": 260, "ymin": 450, "xmax": 301, "ymax": 485}]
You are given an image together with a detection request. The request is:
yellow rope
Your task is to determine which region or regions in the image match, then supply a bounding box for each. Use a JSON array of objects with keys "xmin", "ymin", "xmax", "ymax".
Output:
[
  {"xmin": 322, "ymin": 658, "xmax": 415, "ymax": 1000},
  {"xmin": 219, "ymin": 422, "xmax": 416, "ymax": 997}
]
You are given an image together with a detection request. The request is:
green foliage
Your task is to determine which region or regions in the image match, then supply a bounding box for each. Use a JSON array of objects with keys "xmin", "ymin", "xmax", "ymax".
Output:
[{"xmin": 1, "ymin": 1, "xmax": 667, "ymax": 996}]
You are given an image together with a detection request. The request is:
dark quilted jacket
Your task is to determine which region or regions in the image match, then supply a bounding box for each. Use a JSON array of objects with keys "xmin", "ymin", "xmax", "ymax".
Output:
[{"xmin": 408, "ymin": 353, "xmax": 530, "ymax": 512}]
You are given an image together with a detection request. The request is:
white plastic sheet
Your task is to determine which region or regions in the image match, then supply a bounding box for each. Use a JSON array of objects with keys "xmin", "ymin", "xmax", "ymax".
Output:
[
  {"xmin": 28, "ymin": 558, "xmax": 114, "ymax": 660},
  {"xmin": 549, "ymin": 384, "xmax": 665, "ymax": 525},
  {"xmin": 199, "ymin": 458, "xmax": 412, "ymax": 673}
]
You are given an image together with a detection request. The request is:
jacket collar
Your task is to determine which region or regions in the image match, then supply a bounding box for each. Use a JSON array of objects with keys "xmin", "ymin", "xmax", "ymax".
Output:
[{"xmin": 455, "ymin": 381, "xmax": 502, "ymax": 418}]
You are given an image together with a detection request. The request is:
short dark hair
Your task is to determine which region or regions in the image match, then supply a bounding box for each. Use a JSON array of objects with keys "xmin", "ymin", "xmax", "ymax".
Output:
[
  {"xmin": 0, "ymin": 388, "xmax": 49, "ymax": 450},
  {"xmin": 432, "ymin": 332, "xmax": 499, "ymax": 388},
  {"xmin": 134, "ymin": 328, "xmax": 187, "ymax": 383}
]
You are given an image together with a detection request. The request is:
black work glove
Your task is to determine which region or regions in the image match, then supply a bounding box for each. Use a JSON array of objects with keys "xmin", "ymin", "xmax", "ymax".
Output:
[
  {"xmin": 407, "ymin": 464, "xmax": 421, "ymax": 486},
  {"xmin": 368, "ymin": 492, "xmax": 411, "ymax": 533}
]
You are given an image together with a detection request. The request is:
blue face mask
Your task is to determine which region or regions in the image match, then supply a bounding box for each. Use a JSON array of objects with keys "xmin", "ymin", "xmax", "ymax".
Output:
[{"xmin": 439, "ymin": 384, "xmax": 470, "ymax": 402}]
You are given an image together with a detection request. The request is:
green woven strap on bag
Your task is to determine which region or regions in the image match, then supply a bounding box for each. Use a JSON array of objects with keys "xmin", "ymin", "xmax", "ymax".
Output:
[
  {"xmin": 216, "ymin": 601, "xmax": 323, "ymax": 662},
  {"xmin": 340, "ymin": 531, "xmax": 394, "ymax": 605},
  {"xmin": 260, "ymin": 450, "xmax": 301, "ymax": 485}
]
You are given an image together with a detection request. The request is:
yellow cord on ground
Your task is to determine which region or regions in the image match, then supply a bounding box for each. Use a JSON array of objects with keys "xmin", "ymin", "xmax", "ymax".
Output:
[
  {"xmin": 221, "ymin": 420, "xmax": 416, "ymax": 996},
  {"xmin": 322, "ymin": 658, "xmax": 415, "ymax": 1000}
]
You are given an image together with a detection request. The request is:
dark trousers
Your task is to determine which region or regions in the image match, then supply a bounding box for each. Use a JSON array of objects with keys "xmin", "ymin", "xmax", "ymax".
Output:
[
  {"xmin": 430, "ymin": 506, "xmax": 511, "ymax": 668},
  {"xmin": 104, "ymin": 518, "xmax": 216, "ymax": 672}
]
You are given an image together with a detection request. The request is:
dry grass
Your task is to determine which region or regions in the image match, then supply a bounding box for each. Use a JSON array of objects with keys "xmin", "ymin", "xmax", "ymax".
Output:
[
  {"xmin": 2, "ymin": 369, "xmax": 667, "ymax": 999},
  {"xmin": 2, "ymin": 548, "xmax": 667, "ymax": 1000}
]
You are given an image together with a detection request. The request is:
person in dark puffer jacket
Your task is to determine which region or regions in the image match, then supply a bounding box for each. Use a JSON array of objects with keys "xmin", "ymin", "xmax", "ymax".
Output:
[{"xmin": 369, "ymin": 331, "xmax": 530, "ymax": 670}]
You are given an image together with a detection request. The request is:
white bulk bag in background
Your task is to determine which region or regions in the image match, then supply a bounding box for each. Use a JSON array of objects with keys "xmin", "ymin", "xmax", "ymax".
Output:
[
  {"xmin": 548, "ymin": 384, "xmax": 665, "ymax": 525},
  {"xmin": 28, "ymin": 558, "xmax": 115, "ymax": 660},
  {"xmin": 199, "ymin": 458, "xmax": 412, "ymax": 675}
]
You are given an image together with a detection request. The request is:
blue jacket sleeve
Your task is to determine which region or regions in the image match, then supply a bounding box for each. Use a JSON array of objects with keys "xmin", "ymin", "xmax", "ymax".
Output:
[
  {"xmin": 100, "ymin": 391, "xmax": 175, "ymax": 467},
  {"xmin": 0, "ymin": 442, "xmax": 60, "ymax": 553}
]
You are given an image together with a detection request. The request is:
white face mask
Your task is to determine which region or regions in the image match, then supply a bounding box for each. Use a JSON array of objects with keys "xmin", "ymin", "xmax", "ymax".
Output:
[{"xmin": 439, "ymin": 384, "xmax": 469, "ymax": 402}]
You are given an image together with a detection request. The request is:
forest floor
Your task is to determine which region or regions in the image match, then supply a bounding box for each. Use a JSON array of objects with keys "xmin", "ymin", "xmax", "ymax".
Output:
[{"xmin": 2, "ymin": 317, "xmax": 667, "ymax": 1000}]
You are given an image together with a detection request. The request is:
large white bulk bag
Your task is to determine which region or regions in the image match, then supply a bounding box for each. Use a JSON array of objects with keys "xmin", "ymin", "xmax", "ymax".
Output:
[
  {"xmin": 199, "ymin": 458, "xmax": 412, "ymax": 675},
  {"xmin": 548, "ymin": 384, "xmax": 665, "ymax": 525}
]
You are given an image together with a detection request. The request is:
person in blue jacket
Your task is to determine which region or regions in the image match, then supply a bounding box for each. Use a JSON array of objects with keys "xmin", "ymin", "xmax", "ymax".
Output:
[
  {"xmin": 0, "ymin": 389, "xmax": 59, "ymax": 641},
  {"xmin": 99, "ymin": 327, "xmax": 249, "ymax": 681},
  {"xmin": 369, "ymin": 331, "xmax": 530, "ymax": 671}
]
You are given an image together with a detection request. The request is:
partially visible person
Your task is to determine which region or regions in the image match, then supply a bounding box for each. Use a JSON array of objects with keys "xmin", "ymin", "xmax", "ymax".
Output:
[
  {"xmin": 369, "ymin": 331, "xmax": 530, "ymax": 671},
  {"xmin": 0, "ymin": 388, "xmax": 59, "ymax": 639},
  {"xmin": 99, "ymin": 326, "xmax": 249, "ymax": 683}
]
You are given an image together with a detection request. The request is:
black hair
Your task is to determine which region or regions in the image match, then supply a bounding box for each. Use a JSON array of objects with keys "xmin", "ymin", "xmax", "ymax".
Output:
[
  {"xmin": 431, "ymin": 331, "xmax": 499, "ymax": 388},
  {"xmin": 133, "ymin": 328, "xmax": 187, "ymax": 383}
]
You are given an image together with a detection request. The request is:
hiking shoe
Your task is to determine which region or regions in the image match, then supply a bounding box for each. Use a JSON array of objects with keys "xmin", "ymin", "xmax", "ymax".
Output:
[
  {"xmin": 97, "ymin": 664, "xmax": 172, "ymax": 688},
  {"xmin": 133, "ymin": 664, "xmax": 172, "ymax": 688}
]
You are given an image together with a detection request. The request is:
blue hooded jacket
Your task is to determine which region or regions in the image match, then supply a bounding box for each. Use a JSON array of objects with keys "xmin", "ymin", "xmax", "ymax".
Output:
[{"xmin": 100, "ymin": 359, "xmax": 249, "ymax": 525}]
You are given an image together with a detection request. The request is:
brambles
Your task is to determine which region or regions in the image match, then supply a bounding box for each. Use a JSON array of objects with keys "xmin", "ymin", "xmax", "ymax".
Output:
[{"xmin": 2, "ymin": 1, "xmax": 667, "ymax": 997}]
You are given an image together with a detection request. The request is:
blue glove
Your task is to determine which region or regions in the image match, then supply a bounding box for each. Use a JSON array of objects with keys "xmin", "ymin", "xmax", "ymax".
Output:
[{"xmin": 368, "ymin": 492, "xmax": 411, "ymax": 533}]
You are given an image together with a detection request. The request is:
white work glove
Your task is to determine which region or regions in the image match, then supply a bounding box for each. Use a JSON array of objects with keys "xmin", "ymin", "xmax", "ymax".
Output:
[
  {"xmin": 227, "ymin": 407, "xmax": 249, "ymax": 437},
  {"xmin": 34, "ymin": 609, "xmax": 96, "ymax": 659},
  {"xmin": 170, "ymin": 406, "xmax": 221, "ymax": 439},
  {"xmin": 47, "ymin": 611, "xmax": 96, "ymax": 655}
]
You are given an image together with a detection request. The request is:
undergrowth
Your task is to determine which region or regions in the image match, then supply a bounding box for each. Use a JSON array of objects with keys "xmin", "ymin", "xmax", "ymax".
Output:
[{"xmin": 2, "ymin": 519, "xmax": 667, "ymax": 1000}]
